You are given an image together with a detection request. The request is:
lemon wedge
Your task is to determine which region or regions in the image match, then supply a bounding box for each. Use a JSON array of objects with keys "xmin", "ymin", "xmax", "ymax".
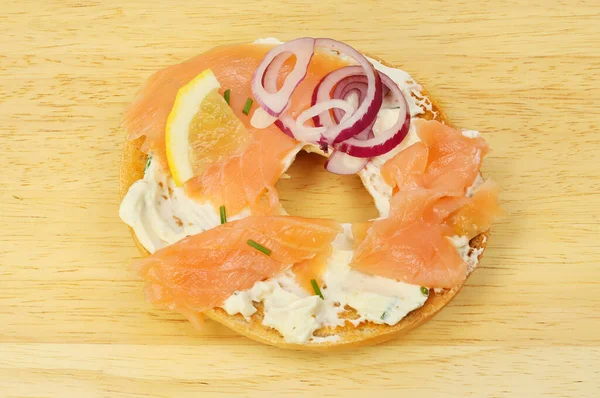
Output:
[{"xmin": 165, "ymin": 69, "xmax": 251, "ymax": 186}]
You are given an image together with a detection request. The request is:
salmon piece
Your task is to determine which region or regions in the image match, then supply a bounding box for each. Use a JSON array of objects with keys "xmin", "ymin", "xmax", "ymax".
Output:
[
  {"xmin": 184, "ymin": 128, "xmax": 297, "ymax": 215},
  {"xmin": 381, "ymin": 142, "xmax": 429, "ymax": 188},
  {"xmin": 416, "ymin": 119, "xmax": 488, "ymax": 164},
  {"xmin": 421, "ymin": 148, "xmax": 482, "ymax": 196},
  {"xmin": 417, "ymin": 120, "xmax": 488, "ymax": 196},
  {"xmin": 123, "ymin": 44, "xmax": 273, "ymax": 168},
  {"xmin": 122, "ymin": 43, "xmax": 349, "ymax": 169},
  {"xmin": 351, "ymin": 121, "xmax": 499, "ymax": 288},
  {"xmin": 384, "ymin": 185, "xmax": 445, "ymax": 227},
  {"xmin": 352, "ymin": 221, "xmax": 467, "ymax": 288},
  {"xmin": 123, "ymin": 43, "xmax": 349, "ymax": 214},
  {"xmin": 448, "ymin": 179, "xmax": 503, "ymax": 238},
  {"xmin": 430, "ymin": 196, "xmax": 469, "ymax": 223},
  {"xmin": 135, "ymin": 216, "xmax": 342, "ymax": 315}
]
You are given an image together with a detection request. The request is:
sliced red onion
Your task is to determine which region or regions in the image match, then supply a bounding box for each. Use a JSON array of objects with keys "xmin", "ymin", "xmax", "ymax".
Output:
[
  {"xmin": 324, "ymin": 150, "xmax": 368, "ymax": 175},
  {"xmin": 274, "ymin": 118, "xmax": 295, "ymax": 139},
  {"xmin": 252, "ymin": 37, "xmax": 315, "ymax": 117},
  {"xmin": 275, "ymin": 99, "xmax": 353, "ymax": 143},
  {"xmin": 335, "ymin": 72, "xmax": 410, "ymax": 158},
  {"xmin": 331, "ymin": 73, "xmax": 393, "ymax": 123},
  {"xmin": 257, "ymin": 53, "xmax": 292, "ymax": 130},
  {"xmin": 312, "ymin": 66, "xmax": 370, "ymax": 128},
  {"xmin": 333, "ymin": 75, "xmax": 367, "ymax": 104},
  {"xmin": 312, "ymin": 39, "xmax": 383, "ymax": 144},
  {"xmin": 297, "ymin": 99, "xmax": 354, "ymax": 127},
  {"xmin": 275, "ymin": 114, "xmax": 325, "ymax": 142},
  {"xmin": 253, "ymin": 38, "xmax": 410, "ymax": 164}
]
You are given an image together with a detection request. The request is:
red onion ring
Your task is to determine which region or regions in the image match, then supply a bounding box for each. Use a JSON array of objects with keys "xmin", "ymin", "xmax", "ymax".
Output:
[
  {"xmin": 312, "ymin": 38, "xmax": 383, "ymax": 144},
  {"xmin": 326, "ymin": 71, "xmax": 389, "ymax": 142},
  {"xmin": 250, "ymin": 52, "xmax": 291, "ymax": 129},
  {"xmin": 297, "ymin": 99, "xmax": 354, "ymax": 127},
  {"xmin": 275, "ymin": 114, "xmax": 324, "ymax": 142},
  {"xmin": 311, "ymin": 65, "xmax": 382, "ymax": 145},
  {"xmin": 252, "ymin": 37, "xmax": 315, "ymax": 117},
  {"xmin": 334, "ymin": 72, "xmax": 410, "ymax": 158},
  {"xmin": 331, "ymin": 75, "xmax": 391, "ymax": 123},
  {"xmin": 275, "ymin": 99, "xmax": 354, "ymax": 143}
]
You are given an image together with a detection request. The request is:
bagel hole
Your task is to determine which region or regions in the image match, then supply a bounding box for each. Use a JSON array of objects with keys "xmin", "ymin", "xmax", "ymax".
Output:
[{"xmin": 275, "ymin": 151, "xmax": 379, "ymax": 223}]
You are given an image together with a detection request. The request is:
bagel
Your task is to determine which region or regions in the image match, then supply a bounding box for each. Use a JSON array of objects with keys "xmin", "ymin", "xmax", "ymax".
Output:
[{"xmin": 119, "ymin": 39, "xmax": 494, "ymax": 350}]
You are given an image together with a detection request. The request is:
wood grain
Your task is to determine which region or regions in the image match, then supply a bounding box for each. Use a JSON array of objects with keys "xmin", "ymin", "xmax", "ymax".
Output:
[{"xmin": 1, "ymin": 0, "xmax": 599, "ymax": 396}]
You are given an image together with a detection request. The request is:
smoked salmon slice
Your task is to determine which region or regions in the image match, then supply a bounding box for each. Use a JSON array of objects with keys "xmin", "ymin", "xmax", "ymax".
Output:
[
  {"xmin": 134, "ymin": 216, "xmax": 342, "ymax": 315},
  {"xmin": 416, "ymin": 119, "xmax": 489, "ymax": 195},
  {"xmin": 381, "ymin": 141, "xmax": 429, "ymax": 189},
  {"xmin": 184, "ymin": 128, "xmax": 298, "ymax": 216},
  {"xmin": 351, "ymin": 120, "xmax": 500, "ymax": 288},
  {"xmin": 448, "ymin": 179, "xmax": 503, "ymax": 238},
  {"xmin": 352, "ymin": 220, "xmax": 467, "ymax": 288},
  {"xmin": 123, "ymin": 43, "xmax": 350, "ymax": 215}
]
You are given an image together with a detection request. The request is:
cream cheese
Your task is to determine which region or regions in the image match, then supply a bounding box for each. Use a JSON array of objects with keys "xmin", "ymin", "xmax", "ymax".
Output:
[
  {"xmin": 120, "ymin": 144, "xmax": 303, "ymax": 253},
  {"xmin": 222, "ymin": 280, "xmax": 322, "ymax": 344},
  {"xmin": 119, "ymin": 159, "xmax": 238, "ymax": 253},
  {"xmin": 449, "ymin": 235, "xmax": 484, "ymax": 275},
  {"xmin": 221, "ymin": 225, "xmax": 429, "ymax": 342}
]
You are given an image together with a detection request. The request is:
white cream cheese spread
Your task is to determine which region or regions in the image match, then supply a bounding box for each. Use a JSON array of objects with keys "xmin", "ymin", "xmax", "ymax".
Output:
[
  {"xmin": 222, "ymin": 225, "xmax": 429, "ymax": 343},
  {"xmin": 119, "ymin": 38, "xmax": 484, "ymax": 344}
]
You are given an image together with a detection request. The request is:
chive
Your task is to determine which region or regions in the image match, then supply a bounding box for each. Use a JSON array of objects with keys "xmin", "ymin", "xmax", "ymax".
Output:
[
  {"xmin": 310, "ymin": 279, "xmax": 324, "ymax": 299},
  {"xmin": 247, "ymin": 239, "xmax": 271, "ymax": 255},
  {"xmin": 144, "ymin": 156, "xmax": 152, "ymax": 172},
  {"xmin": 242, "ymin": 97, "xmax": 253, "ymax": 115},
  {"xmin": 223, "ymin": 89, "xmax": 231, "ymax": 105},
  {"xmin": 420, "ymin": 286, "xmax": 429, "ymax": 296},
  {"xmin": 219, "ymin": 205, "xmax": 227, "ymax": 224},
  {"xmin": 380, "ymin": 311, "xmax": 387, "ymax": 320}
]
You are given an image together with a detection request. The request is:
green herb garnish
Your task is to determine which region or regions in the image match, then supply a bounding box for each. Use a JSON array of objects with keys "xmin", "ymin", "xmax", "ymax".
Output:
[
  {"xmin": 380, "ymin": 311, "xmax": 387, "ymax": 320},
  {"xmin": 247, "ymin": 239, "xmax": 271, "ymax": 255},
  {"xmin": 420, "ymin": 286, "xmax": 429, "ymax": 296},
  {"xmin": 242, "ymin": 97, "xmax": 253, "ymax": 115},
  {"xmin": 310, "ymin": 279, "xmax": 324, "ymax": 299},
  {"xmin": 144, "ymin": 156, "xmax": 152, "ymax": 172},
  {"xmin": 219, "ymin": 205, "xmax": 227, "ymax": 224},
  {"xmin": 223, "ymin": 89, "xmax": 231, "ymax": 105}
]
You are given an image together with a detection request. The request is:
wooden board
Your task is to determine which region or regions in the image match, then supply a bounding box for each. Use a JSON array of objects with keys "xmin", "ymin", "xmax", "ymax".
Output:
[{"xmin": 1, "ymin": 0, "xmax": 599, "ymax": 396}]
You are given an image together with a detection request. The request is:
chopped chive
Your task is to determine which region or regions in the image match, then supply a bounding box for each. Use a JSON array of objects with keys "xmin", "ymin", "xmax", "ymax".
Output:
[
  {"xmin": 223, "ymin": 89, "xmax": 231, "ymax": 105},
  {"xmin": 144, "ymin": 156, "xmax": 152, "ymax": 172},
  {"xmin": 242, "ymin": 97, "xmax": 253, "ymax": 115},
  {"xmin": 420, "ymin": 286, "xmax": 429, "ymax": 296},
  {"xmin": 310, "ymin": 279, "xmax": 324, "ymax": 299},
  {"xmin": 380, "ymin": 311, "xmax": 387, "ymax": 320},
  {"xmin": 219, "ymin": 205, "xmax": 227, "ymax": 224},
  {"xmin": 247, "ymin": 239, "xmax": 271, "ymax": 255}
]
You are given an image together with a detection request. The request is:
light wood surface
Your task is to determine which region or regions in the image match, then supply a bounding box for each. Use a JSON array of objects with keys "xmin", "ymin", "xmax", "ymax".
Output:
[{"xmin": 1, "ymin": 0, "xmax": 599, "ymax": 396}]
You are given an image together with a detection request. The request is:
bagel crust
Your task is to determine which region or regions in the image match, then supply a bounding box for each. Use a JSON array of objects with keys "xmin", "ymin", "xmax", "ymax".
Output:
[{"xmin": 119, "ymin": 54, "xmax": 490, "ymax": 350}]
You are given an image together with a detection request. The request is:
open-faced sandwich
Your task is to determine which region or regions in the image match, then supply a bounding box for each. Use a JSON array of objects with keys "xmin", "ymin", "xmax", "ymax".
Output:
[{"xmin": 119, "ymin": 37, "xmax": 502, "ymax": 350}]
